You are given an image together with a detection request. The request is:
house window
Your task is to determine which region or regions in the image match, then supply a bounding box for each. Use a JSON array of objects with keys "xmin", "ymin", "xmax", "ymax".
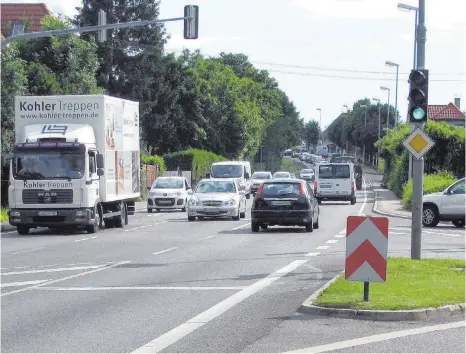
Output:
[{"xmin": 12, "ymin": 22, "xmax": 25, "ymax": 35}]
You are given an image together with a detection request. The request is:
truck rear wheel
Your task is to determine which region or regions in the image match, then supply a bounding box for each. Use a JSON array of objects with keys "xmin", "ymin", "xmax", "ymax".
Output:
[{"xmin": 17, "ymin": 226, "xmax": 30, "ymax": 235}]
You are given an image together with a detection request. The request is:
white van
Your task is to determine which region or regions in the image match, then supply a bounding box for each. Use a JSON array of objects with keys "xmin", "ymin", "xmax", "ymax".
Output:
[
  {"xmin": 210, "ymin": 161, "xmax": 252, "ymax": 199},
  {"xmin": 314, "ymin": 163, "xmax": 356, "ymax": 205}
]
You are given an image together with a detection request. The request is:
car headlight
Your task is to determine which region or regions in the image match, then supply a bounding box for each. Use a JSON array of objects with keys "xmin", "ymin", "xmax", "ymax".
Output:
[
  {"xmin": 149, "ymin": 191, "xmax": 156, "ymax": 197},
  {"xmin": 223, "ymin": 198, "xmax": 237, "ymax": 206},
  {"xmin": 189, "ymin": 198, "xmax": 199, "ymax": 206}
]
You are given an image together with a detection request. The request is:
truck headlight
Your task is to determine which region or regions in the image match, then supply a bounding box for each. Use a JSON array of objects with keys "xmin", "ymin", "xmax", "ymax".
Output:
[
  {"xmin": 10, "ymin": 211, "xmax": 20, "ymax": 217},
  {"xmin": 76, "ymin": 210, "xmax": 85, "ymax": 217}
]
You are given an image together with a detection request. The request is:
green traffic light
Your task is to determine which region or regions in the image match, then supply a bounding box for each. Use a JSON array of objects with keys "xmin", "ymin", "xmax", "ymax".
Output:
[{"xmin": 412, "ymin": 107, "xmax": 425, "ymax": 120}]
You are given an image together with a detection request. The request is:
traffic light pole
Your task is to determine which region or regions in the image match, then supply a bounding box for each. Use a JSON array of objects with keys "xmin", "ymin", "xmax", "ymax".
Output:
[{"xmin": 411, "ymin": 0, "xmax": 427, "ymax": 260}]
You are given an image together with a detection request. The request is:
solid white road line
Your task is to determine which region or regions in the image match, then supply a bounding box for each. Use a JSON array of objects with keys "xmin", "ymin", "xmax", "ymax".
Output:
[
  {"xmin": 230, "ymin": 222, "xmax": 250, "ymax": 231},
  {"xmin": 305, "ymin": 252, "xmax": 320, "ymax": 257},
  {"xmin": 152, "ymin": 247, "xmax": 177, "ymax": 256},
  {"xmin": 74, "ymin": 236, "xmax": 98, "ymax": 243},
  {"xmin": 334, "ymin": 234, "xmax": 345, "ymax": 238},
  {"xmin": 11, "ymin": 247, "xmax": 44, "ymax": 255},
  {"xmin": 1, "ymin": 264, "xmax": 106, "ymax": 276},
  {"xmin": 132, "ymin": 259, "xmax": 308, "ymax": 353},
  {"xmin": 325, "ymin": 239, "xmax": 339, "ymax": 244},
  {"xmin": 1, "ymin": 279, "xmax": 50, "ymax": 288},
  {"xmin": 37, "ymin": 286, "xmax": 245, "ymax": 291},
  {"xmin": 200, "ymin": 235, "xmax": 216, "ymax": 240},
  {"xmin": 2, "ymin": 230, "xmax": 17, "ymax": 234},
  {"xmin": 316, "ymin": 245, "xmax": 330, "ymax": 250},
  {"xmin": 1, "ymin": 261, "xmax": 130, "ymax": 297},
  {"xmin": 357, "ymin": 179, "xmax": 367, "ymax": 215},
  {"xmin": 390, "ymin": 232, "xmax": 408, "ymax": 235},
  {"xmin": 285, "ymin": 320, "xmax": 466, "ymax": 353}
]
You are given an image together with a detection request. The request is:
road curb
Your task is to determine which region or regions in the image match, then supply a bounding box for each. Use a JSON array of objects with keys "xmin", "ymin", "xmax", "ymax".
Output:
[
  {"xmin": 299, "ymin": 274, "xmax": 465, "ymax": 321},
  {"xmin": 372, "ymin": 190, "xmax": 412, "ymax": 220}
]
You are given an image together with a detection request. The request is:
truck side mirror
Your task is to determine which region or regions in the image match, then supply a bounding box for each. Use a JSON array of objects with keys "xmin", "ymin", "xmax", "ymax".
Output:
[
  {"xmin": 245, "ymin": 172, "xmax": 250, "ymax": 179},
  {"xmin": 97, "ymin": 168, "xmax": 104, "ymax": 176},
  {"xmin": 96, "ymin": 154, "xmax": 104, "ymax": 169},
  {"xmin": 206, "ymin": 173, "xmax": 210, "ymax": 178}
]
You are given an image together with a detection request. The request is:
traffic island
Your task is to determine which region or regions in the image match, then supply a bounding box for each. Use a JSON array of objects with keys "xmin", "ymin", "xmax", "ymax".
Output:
[{"xmin": 300, "ymin": 258, "xmax": 465, "ymax": 321}]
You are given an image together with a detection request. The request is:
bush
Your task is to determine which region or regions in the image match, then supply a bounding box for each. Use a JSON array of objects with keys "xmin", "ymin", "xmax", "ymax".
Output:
[
  {"xmin": 380, "ymin": 122, "xmax": 465, "ymax": 196},
  {"xmin": 141, "ymin": 154, "xmax": 166, "ymax": 175},
  {"xmin": 402, "ymin": 171, "xmax": 456, "ymax": 210},
  {"xmin": 163, "ymin": 149, "xmax": 226, "ymax": 181},
  {"xmin": 0, "ymin": 208, "xmax": 8, "ymax": 223}
]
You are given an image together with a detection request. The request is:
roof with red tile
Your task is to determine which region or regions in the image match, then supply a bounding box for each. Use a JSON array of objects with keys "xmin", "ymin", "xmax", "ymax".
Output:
[
  {"xmin": 1, "ymin": 3, "xmax": 52, "ymax": 36},
  {"xmin": 428, "ymin": 103, "xmax": 465, "ymax": 121}
]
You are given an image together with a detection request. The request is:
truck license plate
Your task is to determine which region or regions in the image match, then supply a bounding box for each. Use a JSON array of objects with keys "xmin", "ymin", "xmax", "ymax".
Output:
[{"xmin": 38, "ymin": 210, "xmax": 58, "ymax": 216}]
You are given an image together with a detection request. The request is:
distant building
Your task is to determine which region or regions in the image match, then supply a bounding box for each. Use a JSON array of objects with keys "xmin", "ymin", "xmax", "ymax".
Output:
[
  {"xmin": 1, "ymin": 3, "xmax": 52, "ymax": 38},
  {"xmin": 428, "ymin": 98, "xmax": 465, "ymax": 127}
]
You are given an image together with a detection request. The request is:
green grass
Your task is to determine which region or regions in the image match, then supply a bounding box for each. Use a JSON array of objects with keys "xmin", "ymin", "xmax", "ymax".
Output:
[
  {"xmin": 378, "ymin": 159, "xmax": 385, "ymax": 173},
  {"xmin": 280, "ymin": 157, "xmax": 308, "ymax": 175},
  {"xmin": 0, "ymin": 208, "xmax": 8, "ymax": 223},
  {"xmin": 313, "ymin": 258, "xmax": 465, "ymax": 310}
]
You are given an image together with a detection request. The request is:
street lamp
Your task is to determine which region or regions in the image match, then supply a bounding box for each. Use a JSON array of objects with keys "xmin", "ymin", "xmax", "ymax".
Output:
[
  {"xmin": 372, "ymin": 97, "xmax": 382, "ymax": 169},
  {"xmin": 316, "ymin": 108, "xmax": 322, "ymax": 141},
  {"xmin": 398, "ymin": 3, "xmax": 419, "ymax": 70},
  {"xmin": 360, "ymin": 104, "xmax": 368, "ymax": 163},
  {"xmin": 385, "ymin": 61, "xmax": 399, "ymax": 131},
  {"xmin": 380, "ymin": 86, "xmax": 391, "ymax": 131}
]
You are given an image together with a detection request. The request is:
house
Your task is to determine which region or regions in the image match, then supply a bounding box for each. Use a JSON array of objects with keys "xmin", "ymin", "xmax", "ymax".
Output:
[
  {"xmin": 1, "ymin": 3, "xmax": 52, "ymax": 38},
  {"xmin": 428, "ymin": 98, "xmax": 465, "ymax": 127}
]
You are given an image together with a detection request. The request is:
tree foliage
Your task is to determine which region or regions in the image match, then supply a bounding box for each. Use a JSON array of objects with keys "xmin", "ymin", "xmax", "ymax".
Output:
[{"xmin": 304, "ymin": 120, "xmax": 320, "ymax": 150}]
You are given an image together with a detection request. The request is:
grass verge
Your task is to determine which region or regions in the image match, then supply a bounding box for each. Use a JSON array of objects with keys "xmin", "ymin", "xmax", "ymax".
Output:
[
  {"xmin": 0, "ymin": 208, "xmax": 8, "ymax": 223},
  {"xmin": 313, "ymin": 258, "xmax": 465, "ymax": 310},
  {"xmin": 280, "ymin": 157, "xmax": 308, "ymax": 175},
  {"xmin": 378, "ymin": 159, "xmax": 385, "ymax": 173}
]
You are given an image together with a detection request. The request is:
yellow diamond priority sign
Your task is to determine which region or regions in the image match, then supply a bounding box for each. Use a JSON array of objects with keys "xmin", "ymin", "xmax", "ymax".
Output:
[{"xmin": 403, "ymin": 128, "xmax": 435, "ymax": 159}]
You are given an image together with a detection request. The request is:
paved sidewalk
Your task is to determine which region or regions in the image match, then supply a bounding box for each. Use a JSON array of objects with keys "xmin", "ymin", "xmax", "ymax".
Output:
[
  {"xmin": 372, "ymin": 188, "xmax": 412, "ymax": 219},
  {"xmin": 362, "ymin": 164, "xmax": 383, "ymax": 176}
]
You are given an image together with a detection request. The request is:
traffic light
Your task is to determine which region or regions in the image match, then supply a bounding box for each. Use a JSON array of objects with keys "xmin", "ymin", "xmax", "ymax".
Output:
[
  {"xmin": 408, "ymin": 69, "xmax": 429, "ymax": 123},
  {"xmin": 184, "ymin": 5, "xmax": 199, "ymax": 39}
]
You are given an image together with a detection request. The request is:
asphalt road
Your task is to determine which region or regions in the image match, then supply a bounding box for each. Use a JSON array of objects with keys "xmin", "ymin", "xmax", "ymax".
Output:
[{"xmin": 2, "ymin": 173, "xmax": 464, "ymax": 353}]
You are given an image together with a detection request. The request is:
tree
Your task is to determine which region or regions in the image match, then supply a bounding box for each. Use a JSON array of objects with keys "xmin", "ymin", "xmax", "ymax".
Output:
[
  {"xmin": 1, "ymin": 46, "xmax": 28, "ymax": 154},
  {"xmin": 304, "ymin": 120, "xmax": 320, "ymax": 151}
]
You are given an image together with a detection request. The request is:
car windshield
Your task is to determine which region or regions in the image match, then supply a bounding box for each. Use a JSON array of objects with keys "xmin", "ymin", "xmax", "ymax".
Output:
[
  {"xmin": 152, "ymin": 179, "xmax": 184, "ymax": 189},
  {"xmin": 252, "ymin": 172, "xmax": 271, "ymax": 179},
  {"xmin": 211, "ymin": 165, "xmax": 243, "ymax": 178},
  {"xmin": 301, "ymin": 169, "xmax": 313, "ymax": 174},
  {"xmin": 12, "ymin": 149, "xmax": 85, "ymax": 180},
  {"xmin": 195, "ymin": 180, "xmax": 237, "ymax": 193},
  {"xmin": 274, "ymin": 172, "xmax": 290, "ymax": 178},
  {"xmin": 262, "ymin": 183, "xmax": 301, "ymax": 197}
]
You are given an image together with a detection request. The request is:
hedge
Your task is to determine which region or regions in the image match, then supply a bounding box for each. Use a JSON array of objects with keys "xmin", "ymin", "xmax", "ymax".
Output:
[
  {"xmin": 163, "ymin": 149, "xmax": 227, "ymax": 181},
  {"xmin": 402, "ymin": 171, "xmax": 456, "ymax": 210},
  {"xmin": 379, "ymin": 121, "xmax": 465, "ymax": 197},
  {"xmin": 141, "ymin": 154, "xmax": 166, "ymax": 174}
]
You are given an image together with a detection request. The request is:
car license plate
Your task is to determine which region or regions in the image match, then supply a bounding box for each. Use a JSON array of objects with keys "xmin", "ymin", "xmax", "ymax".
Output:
[
  {"xmin": 271, "ymin": 200, "xmax": 292, "ymax": 206},
  {"xmin": 38, "ymin": 210, "xmax": 57, "ymax": 216},
  {"xmin": 320, "ymin": 184, "xmax": 332, "ymax": 188},
  {"xmin": 159, "ymin": 200, "xmax": 171, "ymax": 204},
  {"xmin": 207, "ymin": 208, "xmax": 219, "ymax": 213}
]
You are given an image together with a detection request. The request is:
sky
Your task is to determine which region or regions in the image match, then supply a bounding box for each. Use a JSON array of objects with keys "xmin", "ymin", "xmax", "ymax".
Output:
[{"xmin": 4, "ymin": 0, "xmax": 466, "ymax": 130}]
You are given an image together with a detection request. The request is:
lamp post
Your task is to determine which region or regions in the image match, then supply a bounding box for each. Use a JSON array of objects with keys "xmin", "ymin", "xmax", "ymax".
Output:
[
  {"xmin": 398, "ymin": 2, "xmax": 419, "ymax": 180},
  {"xmin": 343, "ymin": 105, "xmax": 350, "ymax": 154},
  {"xmin": 316, "ymin": 108, "xmax": 322, "ymax": 141},
  {"xmin": 372, "ymin": 98, "xmax": 381, "ymax": 169},
  {"xmin": 360, "ymin": 104, "xmax": 368, "ymax": 164},
  {"xmin": 380, "ymin": 86, "xmax": 391, "ymax": 130},
  {"xmin": 385, "ymin": 61, "xmax": 399, "ymax": 131}
]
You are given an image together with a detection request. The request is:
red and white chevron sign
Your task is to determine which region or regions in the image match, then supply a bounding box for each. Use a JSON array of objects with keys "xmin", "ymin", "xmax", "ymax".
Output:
[{"xmin": 345, "ymin": 216, "xmax": 389, "ymax": 282}]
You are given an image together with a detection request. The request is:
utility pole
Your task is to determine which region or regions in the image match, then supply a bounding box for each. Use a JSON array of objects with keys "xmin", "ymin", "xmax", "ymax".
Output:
[{"xmin": 411, "ymin": 0, "xmax": 427, "ymax": 260}]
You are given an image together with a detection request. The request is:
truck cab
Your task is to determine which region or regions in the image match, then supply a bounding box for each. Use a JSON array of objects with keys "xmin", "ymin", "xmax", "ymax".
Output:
[{"xmin": 8, "ymin": 124, "xmax": 106, "ymax": 235}]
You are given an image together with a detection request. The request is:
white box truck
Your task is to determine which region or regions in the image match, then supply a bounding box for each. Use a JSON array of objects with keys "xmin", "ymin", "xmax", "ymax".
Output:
[{"xmin": 8, "ymin": 95, "xmax": 141, "ymax": 235}]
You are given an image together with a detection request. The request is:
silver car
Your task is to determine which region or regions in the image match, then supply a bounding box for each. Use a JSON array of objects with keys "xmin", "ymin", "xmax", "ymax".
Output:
[
  {"xmin": 187, "ymin": 178, "xmax": 247, "ymax": 221},
  {"xmin": 250, "ymin": 171, "xmax": 273, "ymax": 195},
  {"xmin": 300, "ymin": 168, "xmax": 315, "ymax": 181}
]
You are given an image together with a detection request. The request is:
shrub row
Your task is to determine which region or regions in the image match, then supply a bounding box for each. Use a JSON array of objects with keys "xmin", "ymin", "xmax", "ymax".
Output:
[
  {"xmin": 379, "ymin": 121, "xmax": 465, "ymax": 199},
  {"xmin": 163, "ymin": 148, "xmax": 227, "ymax": 181},
  {"xmin": 141, "ymin": 154, "xmax": 166, "ymax": 175},
  {"xmin": 402, "ymin": 172, "xmax": 457, "ymax": 210}
]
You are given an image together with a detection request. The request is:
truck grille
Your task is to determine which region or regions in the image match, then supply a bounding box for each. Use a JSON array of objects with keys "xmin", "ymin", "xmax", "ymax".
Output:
[
  {"xmin": 22, "ymin": 189, "xmax": 73, "ymax": 204},
  {"xmin": 202, "ymin": 200, "xmax": 223, "ymax": 207}
]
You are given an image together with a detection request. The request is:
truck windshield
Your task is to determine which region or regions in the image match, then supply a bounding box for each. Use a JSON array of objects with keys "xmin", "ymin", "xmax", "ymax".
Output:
[
  {"xmin": 12, "ymin": 150, "xmax": 85, "ymax": 180},
  {"xmin": 211, "ymin": 165, "xmax": 243, "ymax": 178}
]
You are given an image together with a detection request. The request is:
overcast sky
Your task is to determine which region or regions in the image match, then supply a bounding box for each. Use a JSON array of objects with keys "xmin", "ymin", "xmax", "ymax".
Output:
[{"xmin": 4, "ymin": 0, "xmax": 466, "ymax": 129}]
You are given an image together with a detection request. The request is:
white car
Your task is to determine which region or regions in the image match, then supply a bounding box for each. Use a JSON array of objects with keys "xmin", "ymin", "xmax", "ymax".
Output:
[
  {"xmin": 273, "ymin": 171, "xmax": 291, "ymax": 179},
  {"xmin": 187, "ymin": 178, "xmax": 247, "ymax": 221},
  {"xmin": 147, "ymin": 176, "xmax": 192, "ymax": 213},
  {"xmin": 299, "ymin": 168, "xmax": 315, "ymax": 181},
  {"xmin": 422, "ymin": 178, "xmax": 465, "ymax": 228}
]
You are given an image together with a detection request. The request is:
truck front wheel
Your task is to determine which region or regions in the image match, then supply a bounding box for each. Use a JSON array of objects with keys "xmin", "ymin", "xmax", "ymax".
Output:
[
  {"xmin": 86, "ymin": 205, "xmax": 100, "ymax": 234},
  {"xmin": 17, "ymin": 226, "xmax": 30, "ymax": 235}
]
